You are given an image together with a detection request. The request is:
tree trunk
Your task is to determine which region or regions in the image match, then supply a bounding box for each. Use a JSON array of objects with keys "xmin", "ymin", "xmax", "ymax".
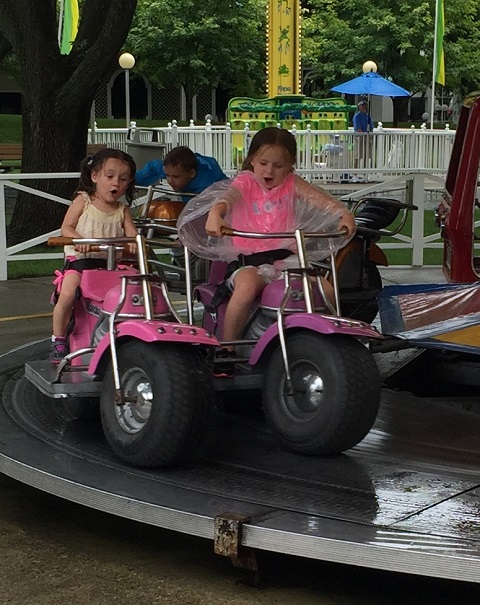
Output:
[
  {"xmin": 8, "ymin": 93, "xmax": 93, "ymax": 245},
  {"xmin": 0, "ymin": 0, "xmax": 138, "ymax": 246},
  {"xmin": 183, "ymin": 79, "xmax": 201, "ymax": 122}
]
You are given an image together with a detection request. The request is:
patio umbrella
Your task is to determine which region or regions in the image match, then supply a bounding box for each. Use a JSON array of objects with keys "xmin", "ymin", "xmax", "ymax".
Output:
[{"xmin": 331, "ymin": 71, "xmax": 410, "ymax": 97}]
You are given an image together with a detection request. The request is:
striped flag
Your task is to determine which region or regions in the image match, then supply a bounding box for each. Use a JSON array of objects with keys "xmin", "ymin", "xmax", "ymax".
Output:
[
  {"xmin": 60, "ymin": 0, "xmax": 79, "ymax": 55},
  {"xmin": 435, "ymin": 0, "xmax": 445, "ymax": 85}
]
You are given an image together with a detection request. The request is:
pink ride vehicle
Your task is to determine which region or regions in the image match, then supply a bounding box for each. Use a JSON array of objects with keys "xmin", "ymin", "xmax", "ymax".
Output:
[
  {"xmin": 25, "ymin": 233, "xmax": 218, "ymax": 468},
  {"xmin": 25, "ymin": 210, "xmax": 384, "ymax": 465},
  {"xmin": 178, "ymin": 190, "xmax": 384, "ymax": 456}
]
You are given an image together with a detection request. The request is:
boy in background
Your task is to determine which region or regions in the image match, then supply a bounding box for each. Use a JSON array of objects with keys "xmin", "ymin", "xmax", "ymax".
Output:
[
  {"xmin": 136, "ymin": 146, "xmax": 228, "ymax": 278},
  {"xmin": 135, "ymin": 145, "xmax": 228, "ymax": 196}
]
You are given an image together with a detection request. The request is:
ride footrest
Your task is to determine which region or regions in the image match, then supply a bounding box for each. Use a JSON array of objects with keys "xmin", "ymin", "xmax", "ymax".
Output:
[
  {"xmin": 212, "ymin": 352, "xmax": 264, "ymax": 391},
  {"xmin": 25, "ymin": 360, "xmax": 101, "ymax": 399}
]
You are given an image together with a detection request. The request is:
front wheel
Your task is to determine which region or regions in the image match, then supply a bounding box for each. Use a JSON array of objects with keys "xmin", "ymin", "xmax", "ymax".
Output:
[
  {"xmin": 262, "ymin": 331, "xmax": 381, "ymax": 456},
  {"xmin": 100, "ymin": 341, "xmax": 212, "ymax": 467}
]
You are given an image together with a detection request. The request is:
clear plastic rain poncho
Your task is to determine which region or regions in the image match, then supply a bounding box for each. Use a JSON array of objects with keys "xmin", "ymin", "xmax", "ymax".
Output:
[{"xmin": 177, "ymin": 172, "xmax": 353, "ymax": 264}]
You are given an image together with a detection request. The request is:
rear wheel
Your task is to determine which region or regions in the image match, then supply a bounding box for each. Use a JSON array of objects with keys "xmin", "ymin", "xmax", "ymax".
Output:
[
  {"xmin": 100, "ymin": 341, "xmax": 212, "ymax": 467},
  {"xmin": 262, "ymin": 331, "xmax": 381, "ymax": 455},
  {"xmin": 340, "ymin": 260, "xmax": 382, "ymax": 323}
]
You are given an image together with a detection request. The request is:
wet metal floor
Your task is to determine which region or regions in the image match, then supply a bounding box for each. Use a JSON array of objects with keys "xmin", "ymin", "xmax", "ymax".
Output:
[{"xmin": 1, "ymin": 339, "xmax": 479, "ymax": 585}]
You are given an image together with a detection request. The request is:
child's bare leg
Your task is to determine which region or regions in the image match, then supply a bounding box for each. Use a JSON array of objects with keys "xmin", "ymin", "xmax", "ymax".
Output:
[
  {"xmin": 52, "ymin": 272, "xmax": 81, "ymax": 337},
  {"xmin": 223, "ymin": 267, "xmax": 266, "ymax": 344}
]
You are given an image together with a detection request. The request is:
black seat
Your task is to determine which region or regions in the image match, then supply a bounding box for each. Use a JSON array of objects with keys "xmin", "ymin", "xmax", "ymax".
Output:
[{"xmin": 355, "ymin": 201, "xmax": 400, "ymax": 231}]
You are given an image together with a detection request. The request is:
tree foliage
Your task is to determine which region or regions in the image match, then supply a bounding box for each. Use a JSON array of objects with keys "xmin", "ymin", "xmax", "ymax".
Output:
[
  {"xmin": 302, "ymin": 0, "xmax": 480, "ymax": 100},
  {"xmin": 0, "ymin": 0, "xmax": 137, "ymax": 245},
  {"xmin": 127, "ymin": 0, "xmax": 267, "ymax": 119}
]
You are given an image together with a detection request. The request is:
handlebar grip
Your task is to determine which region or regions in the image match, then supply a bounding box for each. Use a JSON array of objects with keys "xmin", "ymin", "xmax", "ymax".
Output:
[
  {"xmin": 47, "ymin": 237, "xmax": 132, "ymax": 254},
  {"xmin": 48, "ymin": 237, "xmax": 73, "ymax": 246},
  {"xmin": 219, "ymin": 226, "xmax": 350, "ymax": 238},
  {"xmin": 220, "ymin": 226, "xmax": 235, "ymax": 237}
]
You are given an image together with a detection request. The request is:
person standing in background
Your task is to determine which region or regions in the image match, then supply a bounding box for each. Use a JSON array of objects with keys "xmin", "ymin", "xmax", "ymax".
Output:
[{"xmin": 353, "ymin": 100, "xmax": 374, "ymax": 170}]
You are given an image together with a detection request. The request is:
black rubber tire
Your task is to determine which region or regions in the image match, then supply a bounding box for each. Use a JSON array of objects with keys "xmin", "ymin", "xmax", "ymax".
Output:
[
  {"xmin": 340, "ymin": 260, "xmax": 382, "ymax": 323},
  {"xmin": 100, "ymin": 340, "xmax": 212, "ymax": 467},
  {"xmin": 262, "ymin": 331, "xmax": 381, "ymax": 456}
]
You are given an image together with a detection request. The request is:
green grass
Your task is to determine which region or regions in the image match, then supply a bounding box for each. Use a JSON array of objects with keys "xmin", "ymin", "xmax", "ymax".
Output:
[
  {"xmin": 385, "ymin": 247, "xmax": 443, "ymax": 266},
  {"xmin": 7, "ymin": 259, "xmax": 62, "ymax": 280},
  {"xmin": 381, "ymin": 208, "xmax": 443, "ymax": 266},
  {"xmin": 7, "ymin": 242, "xmax": 63, "ymax": 279},
  {"xmin": 0, "ymin": 115, "xmax": 198, "ymax": 144},
  {"xmin": 0, "ymin": 114, "xmax": 22, "ymax": 143}
]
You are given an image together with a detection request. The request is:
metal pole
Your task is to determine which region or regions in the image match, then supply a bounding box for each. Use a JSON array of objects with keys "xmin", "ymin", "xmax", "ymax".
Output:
[
  {"xmin": 0, "ymin": 182, "xmax": 8, "ymax": 280},
  {"xmin": 90, "ymin": 100, "xmax": 96, "ymax": 144},
  {"xmin": 57, "ymin": 0, "xmax": 65, "ymax": 45},
  {"xmin": 125, "ymin": 69, "xmax": 130, "ymax": 128},
  {"xmin": 430, "ymin": 0, "xmax": 440, "ymax": 130}
]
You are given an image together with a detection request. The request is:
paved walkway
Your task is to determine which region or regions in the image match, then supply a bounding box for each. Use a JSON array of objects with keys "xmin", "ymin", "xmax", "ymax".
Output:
[{"xmin": 0, "ymin": 276, "xmax": 53, "ymax": 354}]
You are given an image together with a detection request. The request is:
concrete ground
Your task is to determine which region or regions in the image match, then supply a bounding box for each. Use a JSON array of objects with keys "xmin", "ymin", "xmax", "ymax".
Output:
[
  {"xmin": 1, "ymin": 267, "xmax": 478, "ymax": 605},
  {"xmin": 0, "ymin": 276, "xmax": 53, "ymax": 352}
]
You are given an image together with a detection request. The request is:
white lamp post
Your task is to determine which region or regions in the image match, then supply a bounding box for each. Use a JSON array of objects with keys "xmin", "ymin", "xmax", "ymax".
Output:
[
  {"xmin": 118, "ymin": 52, "xmax": 135, "ymax": 127},
  {"xmin": 362, "ymin": 60, "xmax": 378, "ymax": 73}
]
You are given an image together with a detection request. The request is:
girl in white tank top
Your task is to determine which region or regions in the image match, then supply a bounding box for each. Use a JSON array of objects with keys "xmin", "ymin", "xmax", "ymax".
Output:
[{"xmin": 50, "ymin": 149, "xmax": 138, "ymax": 364}]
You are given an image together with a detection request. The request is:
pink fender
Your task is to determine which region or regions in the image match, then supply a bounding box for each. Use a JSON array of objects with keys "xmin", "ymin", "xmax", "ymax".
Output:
[
  {"xmin": 87, "ymin": 320, "xmax": 219, "ymax": 374},
  {"xmin": 248, "ymin": 313, "xmax": 383, "ymax": 365}
]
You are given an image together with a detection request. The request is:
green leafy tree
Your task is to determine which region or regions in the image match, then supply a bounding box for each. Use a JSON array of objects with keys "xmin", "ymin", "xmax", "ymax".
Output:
[
  {"xmin": 301, "ymin": 0, "xmax": 480, "ymax": 123},
  {"xmin": 441, "ymin": 0, "xmax": 480, "ymax": 100},
  {"xmin": 0, "ymin": 0, "xmax": 137, "ymax": 246},
  {"xmin": 128, "ymin": 0, "xmax": 266, "ymax": 120}
]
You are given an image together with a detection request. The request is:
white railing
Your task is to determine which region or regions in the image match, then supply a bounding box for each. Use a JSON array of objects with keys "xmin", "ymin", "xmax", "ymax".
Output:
[
  {"xmin": 88, "ymin": 120, "xmax": 456, "ymax": 180},
  {"xmin": 1, "ymin": 171, "xmax": 446, "ymax": 281},
  {"xmin": 88, "ymin": 127, "xmax": 128, "ymax": 149}
]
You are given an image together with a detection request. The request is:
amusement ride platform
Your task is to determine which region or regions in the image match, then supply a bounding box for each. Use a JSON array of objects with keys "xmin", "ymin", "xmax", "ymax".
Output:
[{"xmin": 1, "ymin": 337, "xmax": 479, "ymax": 585}]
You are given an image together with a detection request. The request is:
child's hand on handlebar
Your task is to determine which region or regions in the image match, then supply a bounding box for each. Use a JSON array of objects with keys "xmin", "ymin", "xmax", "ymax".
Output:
[
  {"xmin": 74, "ymin": 243, "xmax": 91, "ymax": 253},
  {"xmin": 338, "ymin": 213, "xmax": 357, "ymax": 237},
  {"xmin": 205, "ymin": 203, "xmax": 228, "ymax": 238},
  {"xmin": 128, "ymin": 242, "xmax": 137, "ymax": 254}
]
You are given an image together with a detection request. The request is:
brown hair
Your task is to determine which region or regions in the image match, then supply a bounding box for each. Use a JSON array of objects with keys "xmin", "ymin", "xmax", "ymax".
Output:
[
  {"xmin": 163, "ymin": 146, "xmax": 198, "ymax": 172},
  {"xmin": 77, "ymin": 148, "xmax": 137, "ymax": 205},
  {"xmin": 242, "ymin": 127, "xmax": 297, "ymax": 171}
]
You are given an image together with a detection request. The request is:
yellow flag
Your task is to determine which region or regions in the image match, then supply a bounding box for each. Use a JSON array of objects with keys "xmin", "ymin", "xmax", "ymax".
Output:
[
  {"xmin": 60, "ymin": 0, "xmax": 79, "ymax": 55},
  {"xmin": 435, "ymin": 0, "xmax": 445, "ymax": 85}
]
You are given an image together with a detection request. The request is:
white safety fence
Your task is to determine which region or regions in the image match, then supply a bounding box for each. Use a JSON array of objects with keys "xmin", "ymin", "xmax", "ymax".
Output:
[
  {"xmin": 89, "ymin": 120, "xmax": 456, "ymax": 181},
  {"xmin": 1, "ymin": 171, "xmax": 446, "ymax": 281}
]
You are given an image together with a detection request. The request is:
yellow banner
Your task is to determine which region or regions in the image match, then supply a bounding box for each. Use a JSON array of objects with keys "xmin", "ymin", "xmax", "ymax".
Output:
[
  {"xmin": 267, "ymin": 0, "xmax": 301, "ymax": 96},
  {"xmin": 60, "ymin": 0, "xmax": 79, "ymax": 55}
]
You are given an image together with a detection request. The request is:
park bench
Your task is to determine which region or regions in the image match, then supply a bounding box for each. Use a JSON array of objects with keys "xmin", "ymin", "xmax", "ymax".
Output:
[{"xmin": 0, "ymin": 143, "xmax": 108, "ymax": 172}]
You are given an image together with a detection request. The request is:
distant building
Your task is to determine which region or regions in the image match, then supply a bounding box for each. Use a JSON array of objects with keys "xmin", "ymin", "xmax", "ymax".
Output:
[{"xmin": 0, "ymin": 66, "xmax": 226, "ymax": 122}]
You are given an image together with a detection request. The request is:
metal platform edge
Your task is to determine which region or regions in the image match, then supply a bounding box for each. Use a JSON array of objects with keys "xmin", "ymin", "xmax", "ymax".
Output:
[
  {"xmin": 1, "ymin": 343, "xmax": 480, "ymax": 584},
  {"xmin": 1, "ymin": 449, "xmax": 479, "ymax": 584}
]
